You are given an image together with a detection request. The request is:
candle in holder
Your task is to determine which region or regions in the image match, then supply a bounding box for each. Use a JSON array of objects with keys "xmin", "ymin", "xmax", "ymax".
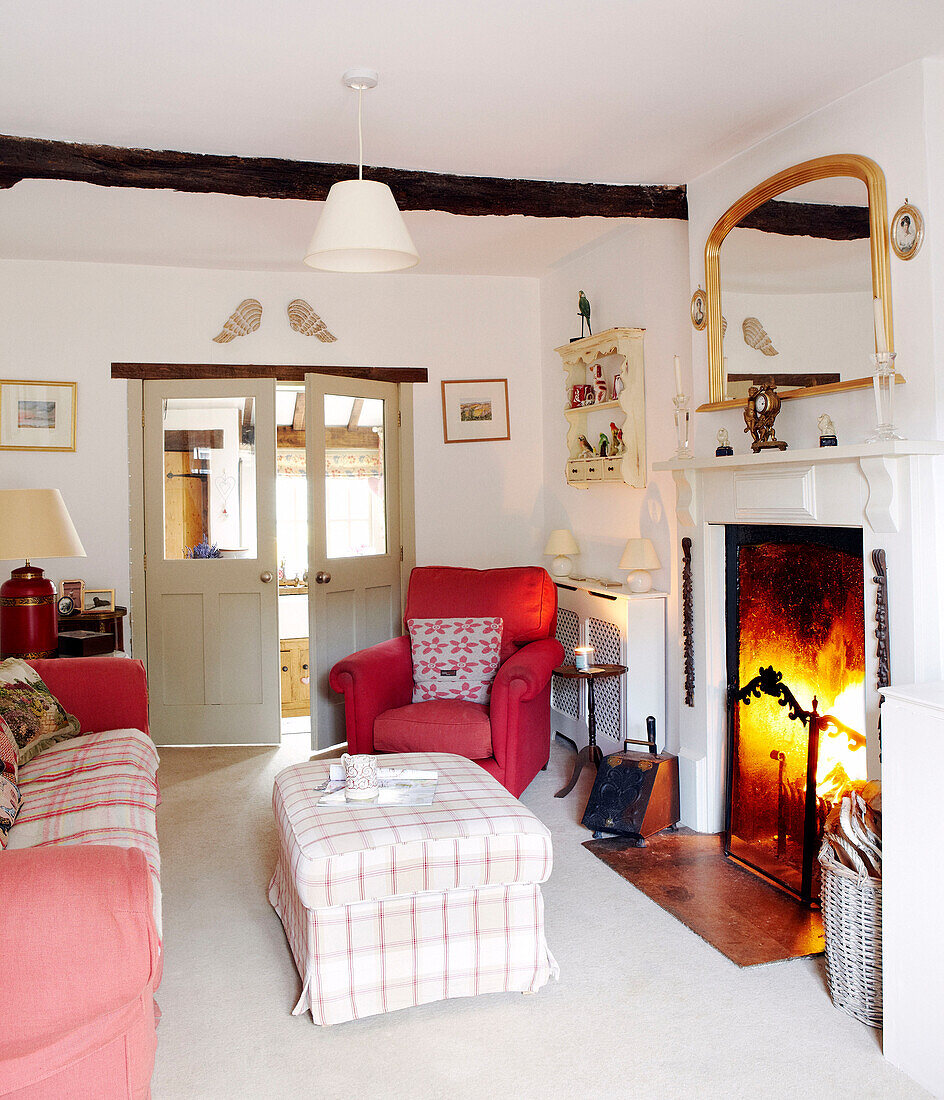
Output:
[
  {"xmin": 873, "ymin": 297, "xmax": 887, "ymax": 353},
  {"xmin": 674, "ymin": 354, "xmax": 683, "ymax": 397},
  {"xmin": 574, "ymin": 646, "xmax": 594, "ymax": 671}
]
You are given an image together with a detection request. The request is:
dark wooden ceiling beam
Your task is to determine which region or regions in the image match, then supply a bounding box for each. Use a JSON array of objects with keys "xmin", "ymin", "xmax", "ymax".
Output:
[
  {"xmin": 112, "ymin": 363, "xmax": 428, "ymax": 383},
  {"xmin": 0, "ymin": 134, "xmax": 688, "ymax": 220},
  {"xmin": 739, "ymin": 199, "xmax": 870, "ymax": 240}
]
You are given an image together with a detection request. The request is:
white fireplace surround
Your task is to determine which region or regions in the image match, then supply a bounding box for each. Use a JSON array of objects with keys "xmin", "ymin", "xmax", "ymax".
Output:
[{"xmin": 653, "ymin": 441, "xmax": 944, "ymax": 832}]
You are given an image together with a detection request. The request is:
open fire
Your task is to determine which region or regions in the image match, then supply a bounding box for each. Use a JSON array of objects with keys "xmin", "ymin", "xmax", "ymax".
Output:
[{"xmin": 724, "ymin": 527, "xmax": 867, "ymax": 904}]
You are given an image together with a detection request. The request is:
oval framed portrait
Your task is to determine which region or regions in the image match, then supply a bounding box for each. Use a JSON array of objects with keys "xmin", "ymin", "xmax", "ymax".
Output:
[
  {"xmin": 891, "ymin": 201, "xmax": 923, "ymax": 260},
  {"xmin": 690, "ymin": 288, "xmax": 707, "ymax": 331}
]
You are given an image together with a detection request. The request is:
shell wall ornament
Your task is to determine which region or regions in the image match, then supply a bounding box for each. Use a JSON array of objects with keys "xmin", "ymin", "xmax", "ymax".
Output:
[
  {"xmin": 212, "ymin": 298, "xmax": 262, "ymax": 343},
  {"xmin": 287, "ymin": 299, "xmax": 337, "ymax": 342},
  {"xmin": 742, "ymin": 316, "xmax": 778, "ymax": 356}
]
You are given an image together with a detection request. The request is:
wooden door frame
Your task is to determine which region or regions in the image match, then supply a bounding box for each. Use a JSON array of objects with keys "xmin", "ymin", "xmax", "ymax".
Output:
[{"xmin": 125, "ymin": 368, "xmax": 418, "ymax": 668}]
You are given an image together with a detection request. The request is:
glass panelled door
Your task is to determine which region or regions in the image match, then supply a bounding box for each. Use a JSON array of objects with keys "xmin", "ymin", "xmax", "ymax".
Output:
[
  {"xmin": 143, "ymin": 379, "xmax": 280, "ymax": 745},
  {"xmin": 306, "ymin": 375, "xmax": 401, "ymax": 751}
]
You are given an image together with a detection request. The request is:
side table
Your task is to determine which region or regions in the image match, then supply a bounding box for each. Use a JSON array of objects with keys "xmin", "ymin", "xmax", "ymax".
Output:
[
  {"xmin": 57, "ymin": 605, "xmax": 127, "ymax": 656},
  {"xmin": 553, "ymin": 663, "xmax": 627, "ymax": 798}
]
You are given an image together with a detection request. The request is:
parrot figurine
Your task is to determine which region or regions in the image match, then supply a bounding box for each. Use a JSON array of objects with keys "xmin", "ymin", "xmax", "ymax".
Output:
[
  {"xmin": 577, "ymin": 434, "xmax": 596, "ymax": 457},
  {"xmin": 598, "ymin": 433, "xmax": 609, "ymax": 458},
  {"xmin": 577, "ymin": 291, "xmax": 592, "ymax": 338},
  {"xmin": 610, "ymin": 422, "xmax": 624, "ymax": 454}
]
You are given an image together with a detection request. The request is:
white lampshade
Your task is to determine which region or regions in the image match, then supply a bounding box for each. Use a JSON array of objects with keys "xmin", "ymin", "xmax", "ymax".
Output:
[
  {"xmin": 0, "ymin": 489, "xmax": 86, "ymax": 561},
  {"xmin": 304, "ymin": 179, "xmax": 419, "ymax": 273},
  {"xmin": 544, "ymin": 528, "xmax": 579, "ymax": 578},
  {"xmin": 619, "ymin": 537, "xmax": 659, "ymax": 593},
  {"xmin": 544, "ymin": 529, "xmax": 579, "ymax": 557}
]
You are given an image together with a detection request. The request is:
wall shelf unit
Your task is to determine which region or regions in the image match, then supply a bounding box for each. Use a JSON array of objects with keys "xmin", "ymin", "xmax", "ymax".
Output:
[{"xmin": 555, "ymin": 327, "xmax": 647, "ymax": 488}]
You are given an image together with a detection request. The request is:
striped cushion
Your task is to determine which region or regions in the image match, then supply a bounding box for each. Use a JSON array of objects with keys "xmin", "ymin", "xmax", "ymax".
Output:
[{"xmin": 7, "ymin": 726, "xmax": 162, "ymax": 935}]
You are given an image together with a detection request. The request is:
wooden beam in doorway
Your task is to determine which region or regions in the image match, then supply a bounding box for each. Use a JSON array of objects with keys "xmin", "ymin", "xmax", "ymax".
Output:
[
  {"xmin": 276, "ymin": 427, "xmax": 305, "ymax": 449},
  {"xmin": 326, "ymin": 425, "xmax": 380, "ymax": 450},
  {"xmin": 0, "ymin": 134, "xmax": 689, "ymax": 220},
  {"xmin": 347, "ymin": 398, "xmax": 364, "ymax": 431},
  {"xmin": 292, "ymin": 392, "xmax": 306, "ymax": 431},
  {"xmin": 112, "ymin": 363, "xmax": 428, "ymax": 383},
  {"xmin": 163, "ymin": 428, "xmax": 223, "ymax": 451},
  {"xmin": 278, "ymin": 425, "xmax": 379, "ymax": 450}
]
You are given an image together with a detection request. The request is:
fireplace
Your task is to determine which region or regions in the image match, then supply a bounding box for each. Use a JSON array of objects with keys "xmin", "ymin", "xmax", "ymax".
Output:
[{"xmin": 724, "ymin": 524, "xmax": 867, "ymax": 904}]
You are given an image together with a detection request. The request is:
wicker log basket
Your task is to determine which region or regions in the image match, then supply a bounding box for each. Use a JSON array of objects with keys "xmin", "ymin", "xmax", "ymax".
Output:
[
  {"xmin": 817, "ymin": 782, "xmax": 883, "ymax": 1029},
  {"xmin": 818, "ymin": 839, "xmax": 882, "ymax": 1027}
]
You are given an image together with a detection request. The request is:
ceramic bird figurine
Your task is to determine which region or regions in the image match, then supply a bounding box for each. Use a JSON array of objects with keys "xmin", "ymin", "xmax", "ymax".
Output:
[
  {"xmin": 577, "ymin": 434, "xmax": 596, "ymax": 457},
  {"xmin": 609, "ymin": 422, "xmax": 624, "ymax": 454},
  {"xmin": 598, "ymin": 433, "xmax": 609, "ymax": 457},
  {"xmin": 577, "ymin": 291, "xmax": 592, "ymax": 338}
]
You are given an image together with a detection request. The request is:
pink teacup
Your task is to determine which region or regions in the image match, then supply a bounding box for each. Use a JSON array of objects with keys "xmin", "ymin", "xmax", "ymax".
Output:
[{"xmin": 341, "ymin": 752, "xmax": 378, "ymax": 801}]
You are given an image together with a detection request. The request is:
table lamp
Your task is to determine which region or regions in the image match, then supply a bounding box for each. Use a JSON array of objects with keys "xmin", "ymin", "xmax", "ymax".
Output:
[
  {"xmin": 0, "ymin": 489, "xmax": 86, "ymax": 659},
  {"xmin": 619, "ymin": 537, "xmax": 660, "ymax": 593},
  {"xmin": 543, "ymin": 529, "xmax": 579, "ymax": 578}
]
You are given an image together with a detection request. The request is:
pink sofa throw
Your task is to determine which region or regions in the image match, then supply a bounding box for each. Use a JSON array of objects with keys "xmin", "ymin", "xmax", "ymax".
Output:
[{"xmin": 408, "ymin": 617, "xmax": 502, "ymax": 703}]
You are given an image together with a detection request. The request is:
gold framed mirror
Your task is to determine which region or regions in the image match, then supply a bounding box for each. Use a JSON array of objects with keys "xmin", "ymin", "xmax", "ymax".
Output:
[{"xmin": 701, "ymin": 154, "xmax": 897, "ymax": 410}]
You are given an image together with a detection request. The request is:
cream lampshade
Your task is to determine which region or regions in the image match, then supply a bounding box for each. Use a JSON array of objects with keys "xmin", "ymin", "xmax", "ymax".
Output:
[
  {"xmin": 544, "ymin": 529, "xmax": 579, "ymax": 578},
  {"xmin": 0, "ymin": 489, "xmax": 86, "ymax": 659},
  {"xmin": 619, "ymin": 537, "xmax": 660, "ymax": 593},
  {"xmin": 304, "ymin": 179, "xmax": 419, "ymax": 273},
  {"xmin": 304, "ymin": 70, "xmax": 419, "ymax": 273}
]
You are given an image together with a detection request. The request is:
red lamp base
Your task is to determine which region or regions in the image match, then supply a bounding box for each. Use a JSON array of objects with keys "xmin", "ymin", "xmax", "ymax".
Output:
[{"xmin": 0, "ymin": 564, "xmax": 58, "ymax": 659}]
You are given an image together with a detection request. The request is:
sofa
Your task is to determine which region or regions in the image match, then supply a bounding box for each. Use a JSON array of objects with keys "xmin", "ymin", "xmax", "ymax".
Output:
[
  {"xmin": 0, "ymin": 658, "xmax": 161, "ymax": 1100},
  {"xmin": 329, "ymin": 565, "xmax": 564, "ymax": 798}
]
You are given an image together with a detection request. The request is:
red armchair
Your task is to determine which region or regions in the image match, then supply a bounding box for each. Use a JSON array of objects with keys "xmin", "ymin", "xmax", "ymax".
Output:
[{"xmin": 329, "ymin": 566, "xmax": 564, "ymax": 798}]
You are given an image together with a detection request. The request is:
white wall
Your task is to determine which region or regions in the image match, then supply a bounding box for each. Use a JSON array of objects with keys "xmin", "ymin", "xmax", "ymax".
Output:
[
  {"xmin": 688, "ymin": 60, "xmax": 939, "ymax": 451},
  {"xmin": 0, "ymin": 261, "xmax": 544, "ymax": 620},
  {"xmin": 540, "ymin": 219, "xmax": 691, "ymax": 751}
]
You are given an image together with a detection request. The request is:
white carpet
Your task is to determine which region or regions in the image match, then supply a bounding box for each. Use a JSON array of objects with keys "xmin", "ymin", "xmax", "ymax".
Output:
[{"xmin": 151, "ymin": 737, "xmax": 924, "ymax": 1099}]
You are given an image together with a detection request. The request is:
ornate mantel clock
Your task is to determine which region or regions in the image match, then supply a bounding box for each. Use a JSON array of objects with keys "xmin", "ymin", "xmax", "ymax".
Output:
[{"xmin": 743, "ymin": 380, "xmax": 788, "ymax": 453}]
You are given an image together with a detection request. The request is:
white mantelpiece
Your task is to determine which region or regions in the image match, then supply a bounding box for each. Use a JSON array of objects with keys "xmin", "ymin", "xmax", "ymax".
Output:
[{"xmin": 653, "ymin": 442, "xmax": 944, "ymax": 832}]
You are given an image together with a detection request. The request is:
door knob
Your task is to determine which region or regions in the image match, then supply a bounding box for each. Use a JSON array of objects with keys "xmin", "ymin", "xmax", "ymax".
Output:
[
  {"xmin": 260, "ymin": 571, "xmax": 273, "ymax": 583},
  {"xmin": 315, "ymin": 571, "xmax": 331, "ymax": 584}
]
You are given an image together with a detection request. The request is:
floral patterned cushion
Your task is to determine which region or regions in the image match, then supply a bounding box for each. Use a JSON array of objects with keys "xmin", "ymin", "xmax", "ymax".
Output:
[
  {"xmin": 0, "ymin": 658, "xmax": 81, "ymax": 766},
  {"xmin": 407, "ymin": 617, "xmax": 503, "ymax": 704},
  {"xmin": 0, "ymin": 772, "xmax": 20, "ymax": 849}
]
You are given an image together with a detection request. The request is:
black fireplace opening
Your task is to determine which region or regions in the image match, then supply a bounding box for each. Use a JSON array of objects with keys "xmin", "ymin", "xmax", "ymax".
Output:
[{"xmin": 724, "ymin": 524, "xmax": 867, "ymax": 905}]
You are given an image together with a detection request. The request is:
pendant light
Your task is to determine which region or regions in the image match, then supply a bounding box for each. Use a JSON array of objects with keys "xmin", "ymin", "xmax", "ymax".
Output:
[{"xmin": 304, "ymin": 69, "xmax": 419, "ymax": 273}]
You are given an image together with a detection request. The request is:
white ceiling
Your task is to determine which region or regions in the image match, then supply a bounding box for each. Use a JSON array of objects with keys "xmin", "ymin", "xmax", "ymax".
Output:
[{"xmin": 1, "ymin": 0, "xmax": 943, "ymax": 275}]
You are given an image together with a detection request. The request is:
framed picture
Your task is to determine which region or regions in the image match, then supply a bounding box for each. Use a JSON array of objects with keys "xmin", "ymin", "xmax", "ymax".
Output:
[
  {"xmin": 60, "ymin": 579, "xmax": 85, "ymax": 608},
  {"xmin": 690, "ymin": 288, "xmax": 707, "ymax": 331},
  {"xmin": 83, "ymin": 588, "xmax": 116, "ymax": 614},
  {"xmin": 891, "ymin": 201, "xmax": 923, "ymax": 260},
  {"xmin": 0, "ymin": 380, "xmax": 76, "ymax": 451},
  {"xmin": 440, "ymin": 378, "xmax": 510, "ymax": 444}
]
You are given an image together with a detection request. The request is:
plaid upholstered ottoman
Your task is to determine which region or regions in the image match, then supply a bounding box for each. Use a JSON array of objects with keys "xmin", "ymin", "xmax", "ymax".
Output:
[{"xmin": 268, "ymin": 751, "xmax": 559, "ymax": 1025}]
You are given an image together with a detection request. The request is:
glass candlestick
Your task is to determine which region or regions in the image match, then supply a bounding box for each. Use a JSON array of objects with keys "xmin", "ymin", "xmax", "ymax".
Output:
[
  {"xmin": 867, "ymin": 351, "xmax": 904, "ymax": 442},
  {"xmin": 673, "ymin": 394, "xmax": 694, "ymax": 459}
]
